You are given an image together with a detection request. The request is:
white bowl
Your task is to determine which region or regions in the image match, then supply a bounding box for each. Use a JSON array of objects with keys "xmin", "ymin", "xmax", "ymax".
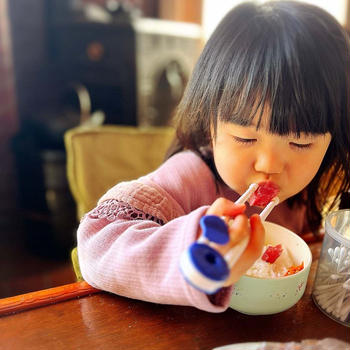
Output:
[{"xmin": 229, "ymin": 221, "xmax": 312, "ymax": 315}]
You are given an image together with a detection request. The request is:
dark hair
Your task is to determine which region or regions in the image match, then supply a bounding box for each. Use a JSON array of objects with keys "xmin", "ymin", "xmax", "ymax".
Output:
[{"xmin": 172, "ymin": 1, "xmax": 350, "ymax": 232}]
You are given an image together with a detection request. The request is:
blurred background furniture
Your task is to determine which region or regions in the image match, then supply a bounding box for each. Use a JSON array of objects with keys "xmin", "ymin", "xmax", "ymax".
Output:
[{"xmin": 10, "ymin": 1, "xmax": 201, "ymax": 251}]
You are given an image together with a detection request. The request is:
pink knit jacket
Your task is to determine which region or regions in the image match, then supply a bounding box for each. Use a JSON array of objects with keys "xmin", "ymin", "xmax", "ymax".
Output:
[{"xmin": 77, "ymin": 151, "xmax": 307, "ymax": 312}]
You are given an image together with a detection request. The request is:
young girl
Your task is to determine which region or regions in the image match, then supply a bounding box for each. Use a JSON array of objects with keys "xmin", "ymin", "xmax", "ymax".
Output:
[{"xmin": 77, "ymin": 1, "xmax": 350, "ymax": 312}]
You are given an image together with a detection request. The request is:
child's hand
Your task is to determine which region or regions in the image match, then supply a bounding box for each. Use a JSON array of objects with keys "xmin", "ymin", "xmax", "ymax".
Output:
[{"xmin": 204, "ymin": 197, "xmax": 265, "ymax": 286}]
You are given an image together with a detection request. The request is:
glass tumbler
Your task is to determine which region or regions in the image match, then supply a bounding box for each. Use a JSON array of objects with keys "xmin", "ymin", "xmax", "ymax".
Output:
[{"xmin": 312, "ymin": 209, "xmax": 350, "ymax": 327}]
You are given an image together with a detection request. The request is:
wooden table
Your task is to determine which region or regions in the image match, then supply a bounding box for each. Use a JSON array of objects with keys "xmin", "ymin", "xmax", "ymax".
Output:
[{"xmin": 0, "ymin": 242, "xmax": 348, "ymax": 350}]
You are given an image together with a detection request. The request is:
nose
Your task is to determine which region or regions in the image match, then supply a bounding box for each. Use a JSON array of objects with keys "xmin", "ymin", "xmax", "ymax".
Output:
[{"xmin": 254, "ymin": 147, "xmax": 284, "ymax": 175}]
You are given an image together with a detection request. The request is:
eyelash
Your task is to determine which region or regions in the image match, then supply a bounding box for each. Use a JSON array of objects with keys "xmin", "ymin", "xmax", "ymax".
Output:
[
  {"xmin": 289, "ymin": 142, "xmax": 312, "ymax": 149},
  {"xmin": 232, "ymin": 136, "xmax": 256, "ymax": 145},
  {"xmin": 233, "ymin": 137, "xmax": 313, "ymax": 150}
]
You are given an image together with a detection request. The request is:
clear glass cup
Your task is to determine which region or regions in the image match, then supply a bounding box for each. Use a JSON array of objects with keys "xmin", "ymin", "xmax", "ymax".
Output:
[{"xmin": 312, "ymin": 209, "xmax": 350, "ymax": 327}]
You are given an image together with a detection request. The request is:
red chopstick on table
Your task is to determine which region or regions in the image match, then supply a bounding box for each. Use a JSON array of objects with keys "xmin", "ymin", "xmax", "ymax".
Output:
[{"xmin": 0, "ymin": 281, "xmax": 100, "ymax": 316}]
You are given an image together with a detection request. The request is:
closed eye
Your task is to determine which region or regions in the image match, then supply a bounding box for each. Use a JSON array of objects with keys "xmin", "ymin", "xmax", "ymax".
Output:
[
  {"xmin": 290, "ymin": 142, "xmax": 312, "ymax": 149},
  {"xmin": 232, "ymin": 136, "xmax": 257, "ymax": 145}
]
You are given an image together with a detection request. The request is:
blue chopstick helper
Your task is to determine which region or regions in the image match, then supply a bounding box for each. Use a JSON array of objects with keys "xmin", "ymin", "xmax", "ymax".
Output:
[{"xmin": 179, "ymin": 215, "xmax": 231, "ymax": 294}]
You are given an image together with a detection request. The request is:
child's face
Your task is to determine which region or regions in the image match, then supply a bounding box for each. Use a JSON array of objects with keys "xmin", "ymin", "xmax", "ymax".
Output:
[{"xmin": 211, "ymin": 116, "xmax": 331, "ymax": 204}]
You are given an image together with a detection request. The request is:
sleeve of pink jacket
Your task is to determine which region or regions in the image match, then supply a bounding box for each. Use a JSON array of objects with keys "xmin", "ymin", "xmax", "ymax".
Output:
[{"xmin": 77, "ymin": 151, "xmax": 233, "ymax": 313}]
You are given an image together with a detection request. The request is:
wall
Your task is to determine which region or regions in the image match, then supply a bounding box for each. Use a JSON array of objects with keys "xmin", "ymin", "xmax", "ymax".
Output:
[{"xmin": 202, "ymin": 0, "xmax": 350, "ymax": 39}]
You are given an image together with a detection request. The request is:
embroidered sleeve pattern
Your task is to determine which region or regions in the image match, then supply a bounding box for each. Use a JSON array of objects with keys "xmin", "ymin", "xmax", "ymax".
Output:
[{"xmin": 88, "ymin": 199, "xmax": 165, "ymax": 225}]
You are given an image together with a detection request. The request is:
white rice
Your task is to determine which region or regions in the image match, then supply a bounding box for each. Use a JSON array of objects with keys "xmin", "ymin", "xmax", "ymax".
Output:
[{"xmin": 245, "ymin": 245, "xmax": 295, "ymax": 278}]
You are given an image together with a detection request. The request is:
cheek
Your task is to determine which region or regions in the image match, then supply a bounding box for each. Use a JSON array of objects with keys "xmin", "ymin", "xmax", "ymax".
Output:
[
  {"xmin": 213, "ymin": 144, "xmax": 251, "ymax": 187},
  {"xmin": 308, "ymin": 147, "xmax": 329, "ymax": 173},
  {"xmin": 290, "ymin": 151, "xmax": 326, "ymax": 188}
]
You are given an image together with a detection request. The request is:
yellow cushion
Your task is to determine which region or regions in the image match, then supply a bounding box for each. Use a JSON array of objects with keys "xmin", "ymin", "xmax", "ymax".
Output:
[{"xmin": 64, "ymin": 125, "xmax": 175, "ymax": 219}]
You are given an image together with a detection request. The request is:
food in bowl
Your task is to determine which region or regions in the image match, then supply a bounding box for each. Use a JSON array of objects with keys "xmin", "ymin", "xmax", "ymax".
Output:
[{"xmin": 246, "ymin": 244, "xmax": 304, "ymax": 278}]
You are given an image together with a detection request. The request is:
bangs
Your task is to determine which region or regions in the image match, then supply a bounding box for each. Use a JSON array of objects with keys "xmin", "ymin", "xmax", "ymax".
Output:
[{"xmin": 214, "ymin": 7, "xmax": 340, "ymax": 137}]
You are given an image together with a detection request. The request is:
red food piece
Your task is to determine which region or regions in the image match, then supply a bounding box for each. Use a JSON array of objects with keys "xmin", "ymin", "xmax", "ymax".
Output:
[
  {"xmin": 249, "ymin": 181, "xmax": 279, "ymax": 206},
  {"xmin": 261, "ymin": 244, "xmax": 283, "ymax": 264},
  {"xmin": 284, "ymin": 262, "xmax": 304, "ymax": 276}
]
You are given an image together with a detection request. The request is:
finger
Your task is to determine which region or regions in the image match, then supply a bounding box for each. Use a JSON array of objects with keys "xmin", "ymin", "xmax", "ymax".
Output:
[
  {"xmin": 227, "ymin": 214, "xmax": 249, "ymax": 247},
  {"xmin": 210, "ymin": 214, "xmax": 249, "ymax": 256},
  {"xmin": 242, "ymin": 214, "xmax": 265, "ymax": 262},
  {"xmin": 206, "ymin": 197, "xmax": 246, "ymax": 217},
  {"xmin": 224, "ymin": 214, "xmax": 265, "ymax": 285}
]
